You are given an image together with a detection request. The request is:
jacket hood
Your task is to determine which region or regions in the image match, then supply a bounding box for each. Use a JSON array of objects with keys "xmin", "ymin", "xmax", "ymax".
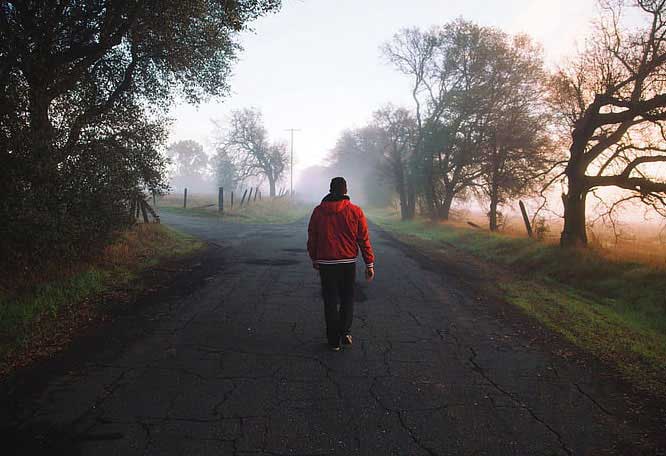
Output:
[{"xmin": 320, "ymin": 193, "xmax": 351, "ymax": 214}]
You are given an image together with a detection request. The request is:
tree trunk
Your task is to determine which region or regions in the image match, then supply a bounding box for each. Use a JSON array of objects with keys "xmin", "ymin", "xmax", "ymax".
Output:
[
  {"xmin": 422, "ymin": 153, "xmax": 437, "ymax": 219},
  {"xmin": 395, "ymin": 167, "xmax": 409, "ymax": 221},
  {"xmin": 489, "ymin": 184, "xmax": 499, "ymax": 232},
  {"xmin": 560, "ymin": 184, "xmax": 588, "ymax": 247},
  {"xmin": 406, "ymin": 178, "xmax": 416, "ymax": 219},
  {"xmin": 439, "ymin": 191, "xmax": 454, "ymax": 220},
  {"xmin": 398, "ymin": 186, "xmax": 408, "ymax": 221},
  {"xmin": 29, "ymin": 90, "xmax": 55, "ymax": 176},
  {"xmin": 489, "ymin": 199, "xmax": 498, "ymax": 231},
  {"xmin": 268, "ymin": 176, "xmax": 276, "ymax": 197}
]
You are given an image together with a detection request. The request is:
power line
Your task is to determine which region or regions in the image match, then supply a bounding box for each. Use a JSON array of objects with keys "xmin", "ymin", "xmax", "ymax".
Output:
[{"xmin": 285, "ymin": 128, "xmax": 300, "ymax": 197}]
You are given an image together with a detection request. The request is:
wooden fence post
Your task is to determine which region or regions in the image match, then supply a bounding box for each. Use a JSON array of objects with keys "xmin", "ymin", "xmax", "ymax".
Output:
[
  {"xmin": 129, "ymin": 199, "xmax": 137, "ymax": 222},
  {"xmin": 183, "ymin": 188, "xmax": 188, "ymax": 209},
  {"xmin": 140, "ymin": 199, "xmax": 150, "ymax": 223},
  {"xmin": 519, "ymin": 200, "xmax": 533, "ymax": 238},
  {"xmin": 144, "ymin": 198, "xmax": 160, "ymax": 223},
  {"xmin": 240, "ymin": 188, "xmax": 248, "ymax": 207},
  {"xmin": 218, "ymin": 187, "xmax": 224, "ymax": 212}
]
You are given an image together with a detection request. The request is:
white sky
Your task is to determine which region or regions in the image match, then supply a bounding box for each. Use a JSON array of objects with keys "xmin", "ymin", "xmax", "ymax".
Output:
[{"xmin": 168, "ymin": 0, "xmax": 598, "ymax": 185}]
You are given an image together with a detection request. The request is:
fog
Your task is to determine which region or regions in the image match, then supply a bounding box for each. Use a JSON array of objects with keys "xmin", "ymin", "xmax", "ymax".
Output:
[
  {"xmin": 168, "ymin": 0, "xmax": 597, "ymax": 179},
  {"xmin": 164, "ymin": 0, "xmax": 666, "ymax": 244}
]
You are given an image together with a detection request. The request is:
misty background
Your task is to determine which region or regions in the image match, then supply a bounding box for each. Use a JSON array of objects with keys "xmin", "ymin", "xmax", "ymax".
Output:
[{"xmin": 165, "ymin": 0, "xmax": 596, "ymax": 203}]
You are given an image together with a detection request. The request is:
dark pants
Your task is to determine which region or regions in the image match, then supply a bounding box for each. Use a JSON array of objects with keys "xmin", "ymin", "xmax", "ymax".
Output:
[{"xmin": 319, "ymin": 263, "xmax": 356, "ymax": 346}]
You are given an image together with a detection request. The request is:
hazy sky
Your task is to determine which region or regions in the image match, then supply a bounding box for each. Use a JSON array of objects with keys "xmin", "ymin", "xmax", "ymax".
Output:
[{"xmin": 169, "ymin": 0, "xmax": 598, "ymax": 186}]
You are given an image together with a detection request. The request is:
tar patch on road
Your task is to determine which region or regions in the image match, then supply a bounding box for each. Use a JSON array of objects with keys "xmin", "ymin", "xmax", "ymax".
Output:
[{"xmin": 243, "ymin": 258, "xmax": 301, "ymax": 266}]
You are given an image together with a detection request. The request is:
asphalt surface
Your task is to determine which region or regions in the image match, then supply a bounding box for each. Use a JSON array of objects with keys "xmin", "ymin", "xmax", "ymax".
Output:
[{"xmin": 2, "ymin": 211, "xmax": 665, "ymax": 455}]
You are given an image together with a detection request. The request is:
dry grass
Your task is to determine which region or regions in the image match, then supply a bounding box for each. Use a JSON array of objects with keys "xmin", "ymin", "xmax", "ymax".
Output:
[
  {"xmin": 158, "ymin": 192, "xmax": 309, "ymax": 224},
  {"xmin": 448, "ymin": 207, "xmax": 666, "ymax": 269},
  {"xmin": 157, "ymin": 192, "xmax": 218, "ymax": 209}
]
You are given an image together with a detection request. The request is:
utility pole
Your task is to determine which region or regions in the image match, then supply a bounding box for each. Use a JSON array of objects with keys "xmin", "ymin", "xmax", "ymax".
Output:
[{"xmin": 285, "ymin": 128, "xmax": 300, "ymax": 197}]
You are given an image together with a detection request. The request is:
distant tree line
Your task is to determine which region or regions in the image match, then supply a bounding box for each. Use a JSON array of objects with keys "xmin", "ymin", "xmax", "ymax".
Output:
[
  {"xmin": 166, "ymin": 108, "xmax": 289, "ymax": 199},
  {"xmin": 331, "ymin": 1, "xmax": 666, "ymax": 247},
  {"xmin": 0, "ymin": 0, "xmax": 280, "ymax": 272}
]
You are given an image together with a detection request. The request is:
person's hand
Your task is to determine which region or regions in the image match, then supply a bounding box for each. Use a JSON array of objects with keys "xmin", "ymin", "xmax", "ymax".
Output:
[
  {"xmin": 365, "ymin": 265, "xmax": 374, "ymax": 282},
  {"xmin": 313, "ymin": 262, "xmax": 320, "ymax": 270}
]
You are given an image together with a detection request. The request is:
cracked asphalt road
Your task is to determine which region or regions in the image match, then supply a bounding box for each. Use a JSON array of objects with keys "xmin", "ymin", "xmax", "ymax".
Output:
[{"xmin": 3, "ymin": 212, "xmax": 665, "ymax": 455}]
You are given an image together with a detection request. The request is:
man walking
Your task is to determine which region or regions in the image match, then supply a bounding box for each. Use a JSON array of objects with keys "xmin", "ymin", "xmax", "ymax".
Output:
[{"xmin": 307, "ymin": 177, "xmax": 375, "ymax": 351}]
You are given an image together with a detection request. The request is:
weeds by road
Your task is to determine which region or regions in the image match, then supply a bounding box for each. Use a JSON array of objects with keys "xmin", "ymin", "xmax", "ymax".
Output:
[
  {"xmin": 369, "ymin": 209, "xmax": 666, "ymax": 398},
  {"xmin": 0, "ymin": 224, "xmax": 202, "ymax": 376},
  {"xmin": 158, "ymin": 194, "xmax": 309, "ymax": 224}
]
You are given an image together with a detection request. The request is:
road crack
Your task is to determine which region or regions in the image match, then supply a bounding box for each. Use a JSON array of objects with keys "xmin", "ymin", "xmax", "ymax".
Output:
[
  {"xmin": 468, "ymin": 347, "xmax": 573, "ymax": 455},
  {"xmin": 573, "ymin": 383, "xmax": 614, "ymax": 416}
]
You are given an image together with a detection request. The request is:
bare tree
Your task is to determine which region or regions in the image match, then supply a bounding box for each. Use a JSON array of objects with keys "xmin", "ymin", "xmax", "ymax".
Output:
[
  {"xmin": 216, "ymin": 108, "xmax": 287, "ymax": 197},
  {"xmin": 551, "ymin": 0, "xmax": 666, "ymax": 247},
  {"xmin": 373, "ymin": 105, "xmax": 417, "ymax": 220}
]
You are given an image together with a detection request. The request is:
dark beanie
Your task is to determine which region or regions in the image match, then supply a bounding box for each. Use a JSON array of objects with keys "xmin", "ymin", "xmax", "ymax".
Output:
[{"xmin": 330, "ymin": 177, "xmax": 347, "ymax": 195}]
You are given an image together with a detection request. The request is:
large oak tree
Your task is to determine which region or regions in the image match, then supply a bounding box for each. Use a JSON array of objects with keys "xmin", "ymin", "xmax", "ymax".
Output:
[
  {"xmin": 0, "ymin": 0, "xmax": 280, "ymax": 269},
  {"xmin": 552, "ymin": 0, "xmax": 666, "ymax": 247}
]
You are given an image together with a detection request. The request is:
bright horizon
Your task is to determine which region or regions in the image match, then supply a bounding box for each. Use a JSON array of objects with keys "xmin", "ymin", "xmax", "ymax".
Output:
[{"xmin": 168, "ymin": 0, "xmax": 598, "ymax": 188}]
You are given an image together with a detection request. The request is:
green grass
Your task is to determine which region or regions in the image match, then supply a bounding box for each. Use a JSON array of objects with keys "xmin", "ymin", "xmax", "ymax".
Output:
[
  {"xmin": 0, "ymin": 224, "xmax": 203, "ymax": 370},
  {"xmin": 369, "ymin": 209, "xmax": 666, "ymax": 396},
  {"xmin": 160, "ymin": 197, "xmax": 310, "ymax": 224}
]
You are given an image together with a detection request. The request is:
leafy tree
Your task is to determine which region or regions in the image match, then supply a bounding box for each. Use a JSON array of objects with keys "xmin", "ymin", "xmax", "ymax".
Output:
[
  {"xmin": 382, "ymin": 26, "xmax": 443, "ymax": 218},
  {"xmin": 328, "ymin": 127, "xmax": 392, "ymax": 207},
  {"xmin": 383, "ymin": 20, "xmax": 556, "ymax": 224},
  {"xmin": 166, "ymin": 140, "xmax": 210, "ymax": 192},
  {"xmin": 214, "ymin": 149, "xmax": 240, "ymax": 193},
  {"xmin": 473, "ymin": 34, "xmax": 553, "ymax": 231},
  {"xmin": 0, "ymin": 0, "xmax": 280, "ymax": 271},
  {"xmin": 217, "ymin": 108, "xmax": 287, "ymax": 197},
  {"xmin": 550, "ymin": 0, "xmax": 666, "ymax": 247},
  {"xmin": 382, "ymin": 21, "xmax": 499, "ymax": 219},
  {"xmin": 373, "ymin": 105, "xmax": 417, "ymax": 219}
]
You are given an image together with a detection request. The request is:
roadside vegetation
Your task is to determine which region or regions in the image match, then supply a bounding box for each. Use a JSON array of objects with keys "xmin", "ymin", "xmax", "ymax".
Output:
[
  {"xmin": 370, "ymin": 209, "xmax": 666, "ymax": 397},
  {"xmin": 1, "ymin": 1, "xmax": 280, "ymax": 275},
  {"xmin": 158, "ymin": 193, "xmax": 310, "ymax": 224},
  {"xmin": 0, "ymin": 224, "xmax": 202, "ymax": 376}
]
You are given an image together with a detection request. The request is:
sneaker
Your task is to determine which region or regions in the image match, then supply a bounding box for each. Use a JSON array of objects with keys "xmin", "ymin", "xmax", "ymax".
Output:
[
  {"xmin": 330, "ymin": 345, "xmax": 341, "ymax": 352},
  {"xmin": 342, "ymin": 334, "xmax": 352, "ymax": 346}
]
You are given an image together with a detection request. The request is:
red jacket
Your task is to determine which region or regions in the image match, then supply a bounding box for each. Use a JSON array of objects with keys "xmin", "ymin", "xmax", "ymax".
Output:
[{"xmin": 307, "ymin": 196, "xmax": 374, "ymax": 267}]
